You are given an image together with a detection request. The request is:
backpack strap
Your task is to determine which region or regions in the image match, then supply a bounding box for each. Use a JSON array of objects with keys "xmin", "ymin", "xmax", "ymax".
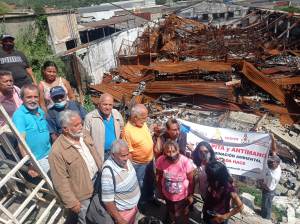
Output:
[{"xmin": 102, "ymin": 165, "xmax": 116, "ymax": 192}]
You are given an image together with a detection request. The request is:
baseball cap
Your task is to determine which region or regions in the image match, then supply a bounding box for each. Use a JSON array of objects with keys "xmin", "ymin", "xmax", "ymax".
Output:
[
  {"xmin": 50, "ymin": 86, "xmax": 66, "ymax": 99},
  {"xmin": 1, "ymin": 34, "xmax": 15, "ymax": 41}
]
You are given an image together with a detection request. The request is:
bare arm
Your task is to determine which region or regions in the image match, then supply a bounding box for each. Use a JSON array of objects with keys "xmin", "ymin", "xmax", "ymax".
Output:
[
  {"xmin": 63, "ymin": 79, "xmax": 75, "ymax": 101},
  {"xmin": 38, "ymin": 83, "xmax": 47, "ymax": 112},
  {"xmin": 213, "ymin": 192, "xmax": 244, "ymax": 223},
  {"xmin": 103, "ymin": 202, "xmax": 127, "ymax": 224},
  {"xmin": 270, "ymin": 134, "xmax": 277, "ymax": 156},
  {"xmin": 153, "ymin": 137, "xmax": 162, "ymax": 159},
  {"xmin": 26, "ymin": 67, "xmax": 37, "ymax": 84}
]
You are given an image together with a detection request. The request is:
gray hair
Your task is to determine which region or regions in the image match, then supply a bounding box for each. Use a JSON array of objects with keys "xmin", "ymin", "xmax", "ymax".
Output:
[
  {"xmin": 111, "ymin": 139, "xmax": 128, "ymax": 153},
  {"xmin": 59, "ymin": 110, "xmax": 81, "ymax": 128},
  {"xmin": 20, "ymin": 84, "xmax": 39, "ymax": 99},
  {"xmin": 130, "ymin": 104, "xmax": 147, "ymax": 117}
]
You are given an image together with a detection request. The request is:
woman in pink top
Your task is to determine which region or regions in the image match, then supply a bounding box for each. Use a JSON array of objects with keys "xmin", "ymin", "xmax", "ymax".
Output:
[
  {"xmin": 156, "ymin": 140, "xmax": 195, "ymax": 224},
  {"xmin": 38, "ymin": 61, "xmax": 75, "ymax": 111}
]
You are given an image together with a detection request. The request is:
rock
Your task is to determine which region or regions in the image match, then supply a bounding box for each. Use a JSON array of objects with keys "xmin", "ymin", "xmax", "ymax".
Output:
[
  {"xmin": 296, "ymin": 170, "xmax": 300, "ymax": 181},
  {"xmin": 287, "ymin": 205, "xmax": 296, "ymax": 224},
  {"xmin": 240, "ymin": 204, "xmax": 255, "ymax": 216},
  {"xmin": 296, "ymin": 207, "xmax": 300, "ymax": 218},
  {"xmin": 240, "ymin": 192, "xmax": 255, "ymax": 210},
  {"xmin": 276, "ymin": 184, "xmax": 288, "ymax": 196},
  {"xmin": 284, "ymin": 164, "xmax": 296, "ymax": 176},
  {"xmin": 284, "ymin": 177, "xmax": 297, "ymax": 190},
  {"xmin": 287, "ymin": 190, "xmax": 296, "ymax": 197}
]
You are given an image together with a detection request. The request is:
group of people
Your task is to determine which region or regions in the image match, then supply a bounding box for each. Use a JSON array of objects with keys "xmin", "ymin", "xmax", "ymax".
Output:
[{"xmin": 0, "ymin": 33, "xmax": 282, "ymax": 224}]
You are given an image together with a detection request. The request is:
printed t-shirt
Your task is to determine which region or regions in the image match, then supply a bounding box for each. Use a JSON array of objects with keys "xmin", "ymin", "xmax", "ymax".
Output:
[
  {"xmin": 0, "ymin": 50, "xmax": 31, "ymax": 88},
  {"xmin": 156, "ymin": 154, "xmax": 194, "ymax": 201}
]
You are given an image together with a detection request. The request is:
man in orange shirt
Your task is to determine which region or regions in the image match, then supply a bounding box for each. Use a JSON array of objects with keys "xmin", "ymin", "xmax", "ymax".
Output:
[{"xmin": 122, "ymin": 104, "xmax": 155, "ymax": 206}]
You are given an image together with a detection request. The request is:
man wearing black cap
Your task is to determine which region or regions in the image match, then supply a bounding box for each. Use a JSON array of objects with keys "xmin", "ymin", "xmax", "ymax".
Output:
[
  {"xmin": 0, "ymin": 34, "xmax": 36, "ymax": 88},
  {"xmin": 46, "ymin": 86, "xmax": 87, "ymax": 143}
]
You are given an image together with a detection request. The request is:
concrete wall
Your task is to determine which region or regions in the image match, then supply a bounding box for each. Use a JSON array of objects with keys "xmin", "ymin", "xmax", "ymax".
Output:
[{"xmin": 0, "ymin": 15, "xmax": 36, "ymax": 37}]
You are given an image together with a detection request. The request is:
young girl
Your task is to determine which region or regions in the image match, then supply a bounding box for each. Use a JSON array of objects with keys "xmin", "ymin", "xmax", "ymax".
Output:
[
  {"xmin": 156, "ymin": 140, "xmax": 195, "ymax": 224},
  {"xmin": 38, "ymin": 61, "xmax": 75, "ymax": 111},
  {"xmin": 203, "ymin": 161, "xmax": 243, "ymax": 224}
]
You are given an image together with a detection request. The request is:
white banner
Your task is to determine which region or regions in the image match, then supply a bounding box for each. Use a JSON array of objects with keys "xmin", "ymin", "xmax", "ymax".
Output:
[{"xmin": 178, "ymin": 119, "xmax": 271, "ymax": 179}]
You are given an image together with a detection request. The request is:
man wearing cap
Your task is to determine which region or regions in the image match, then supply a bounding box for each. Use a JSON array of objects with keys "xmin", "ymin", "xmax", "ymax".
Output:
[
  {"xmin": 47, "ymin": 86, "xmax": 87, "ymax": 143},
  {"xmin": 260, "ymin": 154, "xmax": 282, "ymax": 220},
  {"xmin": 0, "ymin": 34, "xmax": 36, "ymax": 88}
]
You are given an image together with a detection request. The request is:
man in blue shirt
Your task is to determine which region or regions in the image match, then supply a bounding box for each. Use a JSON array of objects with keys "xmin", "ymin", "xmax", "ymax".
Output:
[
  {"xmin": 84, "ymin": 93, "xmax": 124, "ymax": 161},
  {"xmin": 12, "ymin": 84, "xmax": 51, "ymax": 176},
  {"xmin": 46, "ymin": 86, "xmax": 86, "ymax": 143}
]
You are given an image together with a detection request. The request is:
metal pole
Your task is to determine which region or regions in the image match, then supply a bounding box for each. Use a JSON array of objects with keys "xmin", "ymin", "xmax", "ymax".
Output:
[{"xmin": 0, "ymin": 105, "xmax": 53, "ymax": 190}]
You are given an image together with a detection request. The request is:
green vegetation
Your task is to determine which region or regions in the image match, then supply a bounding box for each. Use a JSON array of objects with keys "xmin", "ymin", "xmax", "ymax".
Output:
[
  {"xmin": 15, "ymin": 16, "xmax": 65, "ymax": 82},
  {"xmin": 0, "ymin": 2, "xmax": 11, "ymax": 14},
  {"xmin": 83, "ymin": 95, "xmax": 96, "ymax": 112},
  {"xmin": 274, "ymin": 6, "xmax": 300, "ymax": 13},
  {"xmin": 238, "ymin": 183, "xmax": 262, "ymax": 206}
]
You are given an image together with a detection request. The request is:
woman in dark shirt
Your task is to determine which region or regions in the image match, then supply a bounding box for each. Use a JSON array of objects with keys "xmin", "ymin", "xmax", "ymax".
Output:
[{"xmin": 203, "ymin": 161, "xmax": 243, "ymax": 224}]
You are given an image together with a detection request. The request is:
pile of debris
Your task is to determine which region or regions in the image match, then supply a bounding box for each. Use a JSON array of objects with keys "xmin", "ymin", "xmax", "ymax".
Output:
[{"xmin": 89, "ymin": 11, "xmax": 300, "ymax": 127}]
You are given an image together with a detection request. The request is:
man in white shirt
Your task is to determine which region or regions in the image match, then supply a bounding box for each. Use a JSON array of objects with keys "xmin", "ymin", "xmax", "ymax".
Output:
[{"xmin": 260, "ymin": 155, "xmax": 281, "ymax": 220}]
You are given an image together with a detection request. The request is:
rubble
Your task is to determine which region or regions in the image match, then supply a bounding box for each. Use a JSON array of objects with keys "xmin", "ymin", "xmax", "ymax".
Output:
[{"xmin": 86, "ymin": 9, "xmax": 300, "ymax": 223}]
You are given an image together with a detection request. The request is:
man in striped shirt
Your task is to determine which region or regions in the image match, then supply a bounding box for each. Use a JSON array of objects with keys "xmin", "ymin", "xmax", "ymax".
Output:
[{"xmin": 101, "ymin": 139, "xmax": 141, "ymax": 224}]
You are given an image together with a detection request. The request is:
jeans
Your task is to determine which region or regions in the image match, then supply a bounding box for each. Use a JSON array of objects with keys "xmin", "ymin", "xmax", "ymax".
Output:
[
  {"xmin": 261, "ymin": 189, "xmax": 275, "ymax": 219},
  {"xmin": 38, "ymin": 157, "xmax": 50, "ymax": 174},
  {"xmin": 132, "ymin": 161, "xmax": 155, "ymax": 202},
  {"xmin": 65, "ymin": 199, "xmax": 90, "ymax": 224}
]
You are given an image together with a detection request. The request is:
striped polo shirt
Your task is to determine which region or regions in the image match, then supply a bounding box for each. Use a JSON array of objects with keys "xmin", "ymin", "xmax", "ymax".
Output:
[{"xmin": 101, "ymin": 156, "xmax": 141, "ymax": 211}]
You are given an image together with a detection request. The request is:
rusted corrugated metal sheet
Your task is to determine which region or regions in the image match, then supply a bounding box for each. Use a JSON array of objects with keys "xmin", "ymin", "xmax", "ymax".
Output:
[
  {"xmin": 147, "ymin": 61, "xmax": 232, "ymax": 74},
  {"xmin": 145, "ymin": 81, "xmax": 234, "ymax": 100},
  {"xmin": 117, "ymin": 65, "xmax": 153, "ymax": 83},
  {"xmin": 90, "ymin": 83, "xmax": 138, "ymax": 103},
  {"xmin": 242, "ymin": 61, "xmax": 286, "ymax": 104},
  {"xmin": 272, "ymin": 76, "xmax": 300, "ymax": 86}
]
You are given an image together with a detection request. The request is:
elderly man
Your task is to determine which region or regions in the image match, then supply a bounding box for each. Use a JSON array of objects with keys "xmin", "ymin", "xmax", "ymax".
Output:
[
  {"xmin": 154, "ymin": 118, "xmax": 187, "ymax": 158},
  {"xmin": 12, "ymin": 84, "xmax": 51, "ymax": 175},
  {"xmin": 260, "ymin": 155, "xmax": 281, "ymax": 220},
  {"xmin": 47, "ymin": 86, "xmax": 86, "ymax": 143},
  {"xmin": 101, "ymin": 139, "xmax": 140, "ymax": 224},
  {"xmin": 49, "ymin": 110, "xmax": 102, "ymax": 224},
  {"xmin": 122, "ymin": 104, "xmax": 155, "ymax": 205},
  {"xmin": 84, "ymin": 93, "xmax": 124, "ymax": 161},
  {"xmin": 0, "ymin": 34, "xmax": 36, "ymax": 88},
  {"xmin": 0, "ymin": 70, "xmax": 22, "ymax": 126}
]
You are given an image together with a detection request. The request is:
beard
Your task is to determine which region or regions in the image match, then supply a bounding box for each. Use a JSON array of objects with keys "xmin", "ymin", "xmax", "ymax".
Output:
[
  {"xmin": 25, "ymin": 102, "xmax": 39, "ymax": 111},
  {"xmin": 69, "ymin": 130, "xmax": 83, "ymax": 139}
]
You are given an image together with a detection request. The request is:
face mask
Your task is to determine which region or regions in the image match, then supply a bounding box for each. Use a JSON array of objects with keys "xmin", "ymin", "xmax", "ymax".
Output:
[
  {"xmin": 166, "ymin": 154, "xmax": 179, "ymax": 162},
  {"xmin": 69, "ymin": 130, "xmax": 83, "ymax": 139},
  {"xmin": 3, "ymin": 43, "xmax": 14, "ymax": 51},
  {"xmin": 200, "ymin": 152, "xmax": 211, "ymax": 162},
  {"xmin": 54, "ymin": 100, "xmax": 67, "ymax": 109}
]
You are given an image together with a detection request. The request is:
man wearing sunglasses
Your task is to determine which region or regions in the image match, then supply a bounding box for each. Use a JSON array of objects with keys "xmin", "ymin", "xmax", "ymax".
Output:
[{"xmin": 46, "ymin": 86, "xmax": 86, "ymax": 143}]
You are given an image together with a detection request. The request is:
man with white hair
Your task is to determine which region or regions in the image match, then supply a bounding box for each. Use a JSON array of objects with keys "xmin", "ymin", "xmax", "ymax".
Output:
[
  {"xmin": 101, "ymin": 139, "xmax": 140, "ymax": 224},
  {"xmin": 122, "ymin": 104, "xmax": 154, "ymax": 206},
  {"xmin": 84, "ymin": 93, "xmax": 124, "ymax": 161},
  {"xmin": 49, "ymin": 110, "xmax": 102, "ymax": 224}
]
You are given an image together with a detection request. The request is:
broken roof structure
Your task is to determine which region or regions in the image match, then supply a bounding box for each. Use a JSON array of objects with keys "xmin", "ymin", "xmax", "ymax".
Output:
[{"xmin": 90, "ymin": 10, "xmax": 300, "ymax": 129}]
